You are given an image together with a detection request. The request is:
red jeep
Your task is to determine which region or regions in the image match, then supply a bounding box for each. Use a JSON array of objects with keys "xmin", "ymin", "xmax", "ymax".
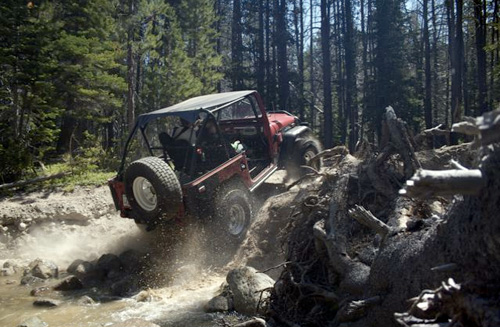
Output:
[{"xmin": 109, "ymin": 90, "xmax": 320, "ymax": 239}]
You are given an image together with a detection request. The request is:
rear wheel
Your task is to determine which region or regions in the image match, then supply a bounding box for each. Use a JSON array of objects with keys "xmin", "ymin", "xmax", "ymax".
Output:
[{"xmin": 124, "ymin": 157, "xmax": 182, "ymax": 228}]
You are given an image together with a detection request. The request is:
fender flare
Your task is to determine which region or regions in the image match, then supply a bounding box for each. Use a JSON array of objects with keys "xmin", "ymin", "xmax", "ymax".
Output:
[{"xmin": 278, "ymin": 125, "xmax": 315, "ymax": 166}]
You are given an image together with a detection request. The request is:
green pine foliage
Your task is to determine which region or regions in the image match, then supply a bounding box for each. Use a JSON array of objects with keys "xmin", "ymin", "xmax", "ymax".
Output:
[{"xmin": 0, "ymin": 1, "xmax": 61, "ymax": 182}]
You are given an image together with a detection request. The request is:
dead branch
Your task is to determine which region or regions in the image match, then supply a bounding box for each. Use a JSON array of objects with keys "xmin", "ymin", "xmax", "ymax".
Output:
[
  {"xmin": 260, "ymin": 262, "xmax": 292, "ymax": 274},
  {"xmin": 384, "ymin": 106, "xmax": 421, "ymax": 178},
  {"xmin": 335, "ymin": 296, "xmax": 383, "ymax": 323},
  {"xmin": 452, "ymin": 109, "xmax": 500, "ymax": 147},
  {"xmin": 348, "ymin": 205, "xmax": 392, "ymax": 239},
  {"xmin": 400, "ymin": 169, "xmax": 486, "ymax": 197},
  {"xmin": 449, "ymin": 160, "xmax": 468, "ymax": 171},
  {"xmin": 308, "ymin": 145, "xmax": 349, "ymax": 167},
  {"xmin": 286, "ymin": 172, "xmax": 326, "ymax": 191},
  {"xmin": 420, "ymin": 124, "xmax": 449, "ymax": 137},
  {"xmin": 0, "ymin": 172, "xmax": 71, "ymax": 191},
  {"xmin": 451, "ymin": 121, "xmax": 479, "ymax": 136}
]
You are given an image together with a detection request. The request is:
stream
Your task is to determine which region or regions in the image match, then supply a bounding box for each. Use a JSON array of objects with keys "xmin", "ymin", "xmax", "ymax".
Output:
[{"xmin": 0, "ymin": 205, "xmax": 235, "ymax": 327}]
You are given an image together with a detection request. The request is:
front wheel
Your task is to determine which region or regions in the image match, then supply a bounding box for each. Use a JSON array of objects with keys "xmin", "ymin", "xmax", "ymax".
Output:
[{"xmin": 286, "ymin": 137, "xmax": 322, "ymax": 177}]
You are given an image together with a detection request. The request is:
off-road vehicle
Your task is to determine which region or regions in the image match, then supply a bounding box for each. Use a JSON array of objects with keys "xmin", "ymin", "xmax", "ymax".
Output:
[{"xmin": 109, "ymin": 90, "xmax": 321, "ymax": 241}]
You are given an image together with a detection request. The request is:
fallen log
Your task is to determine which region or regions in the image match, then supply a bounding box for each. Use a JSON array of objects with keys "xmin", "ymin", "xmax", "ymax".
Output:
[
  {"xmin": 452, "ymin": 109, "xmax": 500, "ymax": 147},
  {"xmin": 0, "ymin": 172, "xmax": 71, "ymax": 191},
  {"xmin": 348, "ymin": 205, "xmax": 392, "ymax": 240},
  {"xmin": 399, "ymin": 169, "xmax": 486, "ymax": 197}
]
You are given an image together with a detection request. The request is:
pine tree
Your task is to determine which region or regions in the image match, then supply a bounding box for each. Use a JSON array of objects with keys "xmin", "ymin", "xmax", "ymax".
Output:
[
  {"xmin": 53, "ymin": 0, "xmax": 126, "ymax": 154},
  {"xmin": 0, "ymin": 1, "xmax": 61, "ymax": 181}
]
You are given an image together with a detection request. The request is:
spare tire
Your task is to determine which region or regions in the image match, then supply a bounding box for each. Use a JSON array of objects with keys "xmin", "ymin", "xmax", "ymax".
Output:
[{"xmin": 124, "ymin": 157, "xmax": 182, "ymax": 226}]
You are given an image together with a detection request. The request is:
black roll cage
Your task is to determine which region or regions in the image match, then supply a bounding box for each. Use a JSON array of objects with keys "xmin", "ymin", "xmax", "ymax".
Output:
[{"xmin": 118, "ymin": 95, "xmax": 258, "ymax": 176}]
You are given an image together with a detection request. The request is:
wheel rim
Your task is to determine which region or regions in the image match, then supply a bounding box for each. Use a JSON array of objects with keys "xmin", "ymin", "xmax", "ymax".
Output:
[
  {"xmin": 304, "ymin": 149, "xmax": 318, "ymax": 168},
  {"xmin": 227, "ymin": 203, "xmax": 247, "ymax": 236},
  {"xmin": 132, "ymin": 176, "xmax": 157, "ymax": 212}
]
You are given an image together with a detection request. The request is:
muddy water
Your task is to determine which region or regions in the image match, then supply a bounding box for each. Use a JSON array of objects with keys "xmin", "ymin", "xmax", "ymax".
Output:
[
  {"xmin": 0, "ymin": 215, "xmax": 232, "ymax": 327},
  {"xmin": 0, "ymin": 272, "xmax": 225, "ymax": 327},
  {"xmin": 0, "ymin": 175, "xmax": 287, "ymax": 326}
]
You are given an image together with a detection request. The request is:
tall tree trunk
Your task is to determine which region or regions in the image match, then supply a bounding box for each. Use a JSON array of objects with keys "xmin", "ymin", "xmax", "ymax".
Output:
[
  {"xmin": 423, "ymin": 0, "xmax": 433, "ymax": 129},
  {"xmin": 447, "ymin": 0, "xmax": 463, "ymax": 143},
  {"xmin": 310, "ymin": 0, "xmax": 316, "ymax": 128},
  {"xmin": 360, "ymin": 0, "xmax": 368, "ymax": 141},
  {"xmin": 344, "ymin": 0, "xmax": 357, "ymax": 152},
  {"xmin": 232, "ymin": 0, "xmax": 243, "ymax": 90},
  {"xmin": 276, "ymin": 0, "xmax": 289, "ymax": 110},
  {"xmin": 126, "ymin": 0, "xmax": 137, "ymax": 133},
  {"xmin": 321, "ymin": 0, "xmax": 333, "ymax": 148},
  {"xmin": 266, "ymin": 0, "xmax": 273, "ymax": 106},
  {"xmin": 474, "ymin": 0, "xmax": 487, "ymax": 115},
  {"xmin": 257, "ymin": 0, "xmax": 266, "ymax": 99},
  {"xmin": 293, "ymin": 0, "xmax": 305, "ymax": 120},
  {"xmin": 127, "ymin": 34, "xmax": 135, "ymax": 132},
  {"xmin": 431, "ymin": 0, "xmax": 439, "ymax": 125},
  {"xmin": 335, "ymin": 0, "xmax": 346, "ymax": 145}
]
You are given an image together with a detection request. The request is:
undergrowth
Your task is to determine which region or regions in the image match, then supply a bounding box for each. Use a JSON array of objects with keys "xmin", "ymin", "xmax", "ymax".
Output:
[{"xmin": 2, "ymin": 132, "xmax": 120, "ymax": 193}]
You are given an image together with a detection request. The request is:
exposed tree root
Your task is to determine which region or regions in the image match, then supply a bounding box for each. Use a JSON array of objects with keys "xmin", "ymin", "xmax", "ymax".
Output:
[{"xmin": 268, "ymin": 109, "xmax": 499, "ymax": 327}]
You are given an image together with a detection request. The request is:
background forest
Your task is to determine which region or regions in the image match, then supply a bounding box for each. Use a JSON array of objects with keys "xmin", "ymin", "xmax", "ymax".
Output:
[{"xmin": 1, "ymin": 0, "xmax": 499, "ymax": 183}]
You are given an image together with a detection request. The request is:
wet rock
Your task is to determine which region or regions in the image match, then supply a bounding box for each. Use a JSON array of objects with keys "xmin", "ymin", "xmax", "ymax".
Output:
[
  {"xmin": 77, "ymin": 295, "xmax": 96, "ymax": 306},
  {"xmin": 21, "ymin": 275, "xmax": 45, "ymax": 286},
  {"xmin": 28, "ymin": 259, "xmax": 59, "ymax": 279},
  {"xmin": 97, "ymin": 253, "xmax": 121, "ymax": 274},
  {"xmin": 226, "ymin": 266, "xmax": 275, "ymax": 315},
  {"xmin": 234, "ymin": 318, "xmax": 268, "ymax": 327},
  {"xmin": 134, "ymin": 290, "xmax": 161, "ymax": 302},
  {"xmin": 18, "ymin": 222, "xmax": 27, "ymax": 231},
  {"xmin": 107, "ymin": 269, "xmax": 126, "ymax": 281},
  {"xmin": 111, "ymin": 318, "xmax": 161, "ymax": 327},
  {"xmin": 33, "ymin": 298, "xmax": 61, "ymax": 307},
  {"xmin": 30, "ymin": 286, "xmax": 51, "ymax": 297},
  {"xmin": 110, "ymin": 275, "xmax": 139, "ymax": 296},
  {"xmin": 2, "ymin": 261, "xmax": 16, "ymax": 276},
  {"xmin": 119, "ymin": 249, "xmax": 144, "ymax": 273},
  {"xmin": 67, "ymin": 259, "xmax": 94, "ymax": 276},
  {"xmin": 17, "ymin": 316, "xmax": 48, "ymax": 327},
  {"xmin": 54, "ymin": 276, "xmax": 83, "ymax": 291},
  {"xmin": 205, "ymin": 295, "xmax": 234, "ymax": 312}
]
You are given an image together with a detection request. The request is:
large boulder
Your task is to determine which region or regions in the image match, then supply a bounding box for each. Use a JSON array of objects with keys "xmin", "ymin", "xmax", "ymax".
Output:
[
  {"xmin": 53, "ymin": 276, "xmax": 83, "ymax": 291},
  {"xmin": 97, "ymin": 253, "xmax": 121, "ymax": 274},
  {"xmin": 33, "ymin": 298, "xmax": 61, "ymax": 307},
  {"xmin": 2, "ymin": 261, "xmax": 18, "ymax": 276},
  {"xmin": 27, "ymin": 259, "xmax": 58, "ymax": 279},
  {"xmin": 226, "ymin": 266, "xmax": 275, "ymax": 315},
  {"xmin": 205, "ymin": 295, "xmax": 234, "ymax": 313},
  {"xmin": 67, "ymin": 259, "xmax": 95, "ymax": 276}
]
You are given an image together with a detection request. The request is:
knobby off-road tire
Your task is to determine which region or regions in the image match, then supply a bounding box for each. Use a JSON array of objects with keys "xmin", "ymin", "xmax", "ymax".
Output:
[
  {"xmin": 287, "ymin": 137, "xmax": 322, "ymax": 177},
  {"xmin": 208, "ymin": 183, "xmax": 252, "ymax": 256},
  {"xmin": 124, "ymin": 157, "xmax": 182, "ymax": 227}
]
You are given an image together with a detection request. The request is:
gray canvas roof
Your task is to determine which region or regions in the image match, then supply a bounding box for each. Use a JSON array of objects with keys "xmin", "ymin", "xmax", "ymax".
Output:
[{"xmin": 136, "ymin": 90, "xmax": 255, "ymax": 128}]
